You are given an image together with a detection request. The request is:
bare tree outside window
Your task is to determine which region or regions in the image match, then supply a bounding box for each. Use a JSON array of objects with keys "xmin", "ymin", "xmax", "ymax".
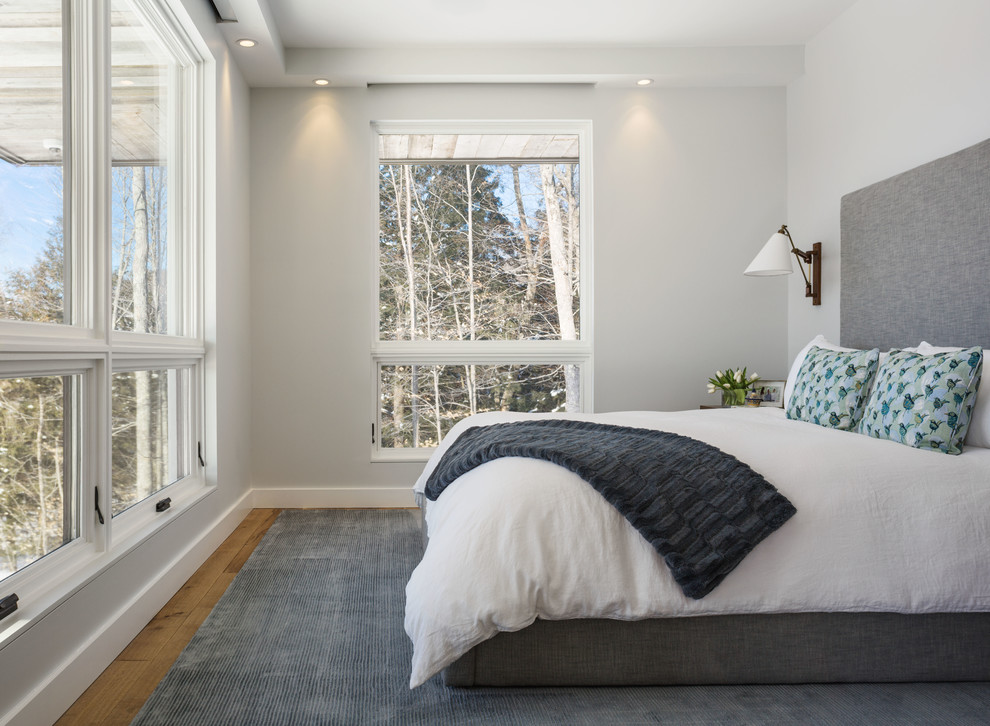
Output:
[
  {"xmin": 111, "ymin": 369, "xmax": 171, "ymax": 515},
  {"xmin": 381, "ymin": 363, "xmax": 576, "ymax": 449},
  {"xmin": 111, "ymin": 166, "xmax": 168, "ymax": 334},
  {"xmin": 0, "ymin": 375, "xmax": 76, "ymax": 580}
]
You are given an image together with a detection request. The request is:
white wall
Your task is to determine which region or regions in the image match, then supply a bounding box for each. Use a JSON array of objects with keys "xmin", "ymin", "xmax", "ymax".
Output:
[
  {"xmin": 786, "ymin": 0, "xmax": 990, "ymax": 358},
  {"xmin": 1, "ymin": 1, "xmax": 254, "ymax": 722},
  {"xmin": 249, "ymin": 84, "xmax": 788, "ymax": 500}
]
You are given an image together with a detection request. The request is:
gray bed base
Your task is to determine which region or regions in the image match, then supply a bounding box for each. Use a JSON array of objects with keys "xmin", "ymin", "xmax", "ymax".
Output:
[
  {"xmin": 442, "ymin": 614, "xmax": 990, "ymax": 687},
  {"xmin": 423, "ymin": 137, "xmax": 990, "ymax": 687}
]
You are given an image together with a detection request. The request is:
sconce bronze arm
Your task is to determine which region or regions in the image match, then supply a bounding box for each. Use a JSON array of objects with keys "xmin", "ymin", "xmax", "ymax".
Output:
[{"xmin": 778, "ymin": 224, "xmax": 822, "ymax": 306}]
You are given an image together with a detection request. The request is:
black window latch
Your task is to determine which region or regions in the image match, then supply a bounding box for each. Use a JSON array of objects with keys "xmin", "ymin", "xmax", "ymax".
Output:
[
  {"xmin": 156, "ymin": 497, "xmax": 172, "ymax": 513},
  {"xmin": 0, "ymin": 593, "xmax": 18, "ymax": 621}
]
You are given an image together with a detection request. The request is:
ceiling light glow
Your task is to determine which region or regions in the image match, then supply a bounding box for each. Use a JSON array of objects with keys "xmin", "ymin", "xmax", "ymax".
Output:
[
  {"xmin": 637, "ymin": 78, "xmax": 654, "ymax": 86},
  {"xmin": 313, "ymin": 78, "xmax": 331, "ymax": 86},
  {"xmin": 236, "ymin": 38, "xmax": 257, "ymax": 48}
]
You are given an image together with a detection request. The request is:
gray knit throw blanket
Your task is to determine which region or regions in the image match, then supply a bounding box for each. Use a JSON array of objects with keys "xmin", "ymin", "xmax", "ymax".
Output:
[{"xmin": 424, "ymin": 419, "xmax": 796, "ymax": 599}]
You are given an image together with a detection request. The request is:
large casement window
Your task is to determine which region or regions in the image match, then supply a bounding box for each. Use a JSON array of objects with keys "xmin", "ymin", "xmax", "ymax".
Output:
[
  {"xmin": 0, "ymin": 0, "xmax": 207, "ymax": 622},
  {"xmin": 372, "ymin": 122, "xmax": 593, "ymax": 460}
]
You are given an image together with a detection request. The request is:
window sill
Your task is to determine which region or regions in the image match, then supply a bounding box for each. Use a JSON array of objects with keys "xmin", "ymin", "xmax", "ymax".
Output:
[
  {"xmin": 372, "ymin": 447, "xmax": 436, "ymax": 464},
  {"xmin": 0, "ymin": 477, "xmax": 215, "ymax": 653}
]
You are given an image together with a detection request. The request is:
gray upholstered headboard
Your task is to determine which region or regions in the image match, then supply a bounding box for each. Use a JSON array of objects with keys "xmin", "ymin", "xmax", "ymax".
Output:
[{"xmin": 840, "ymin": 137, "xmax": 990, "ymax": 350}]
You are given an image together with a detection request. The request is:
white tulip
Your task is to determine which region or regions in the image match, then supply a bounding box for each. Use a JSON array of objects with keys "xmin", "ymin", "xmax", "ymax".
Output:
[
  {"xmin": 734, "ymin": 370, "xmax": 742, "ymax": 382},
  {"xmin": 749, "ymin": 373, "xmax": 759, "ymax": 380},
  {"xmin": 707, "ymin": 384, "xmax": 716, "ymax": 393},
  {"xmin": 715, "ymin": 370, "xmax": 723, "ymax": 378}
]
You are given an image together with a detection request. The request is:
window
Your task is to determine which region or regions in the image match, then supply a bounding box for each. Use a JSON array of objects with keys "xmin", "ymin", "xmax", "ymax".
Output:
[
  {"xmin": 112, "ymin": 0, "xmax": 175, "ymax": 335},
  {"xmin": 0, "ymin": 0, "xmax": 208, "ymax": 617},
  {"xmin": 111, "ymin": 367, "xmax": 192, "ymax": 515},
  {"xmin": 0, "ymin": 373, "xmax": 80, "ymax": 580},
  {"xmin": 0, "ymin": 0, "xmax": 65, "ymax": 325},
  {"xmin": 380, "ymin": 363, "xmax": 578, "ymax": 449},
  {"xmin": 372, "ymin": 122, "xmax": 593, "ymax": 459}
]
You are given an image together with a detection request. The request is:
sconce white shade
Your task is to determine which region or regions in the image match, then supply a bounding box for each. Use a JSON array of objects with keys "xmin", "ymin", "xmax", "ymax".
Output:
[{"xmin": 744, "ymin": 232, "xmax": 794, "ymax": 276}]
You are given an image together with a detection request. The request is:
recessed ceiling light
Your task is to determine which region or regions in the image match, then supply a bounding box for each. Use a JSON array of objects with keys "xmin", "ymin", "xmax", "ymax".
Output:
[
  {"xmin": 236, "ymin": 38, "xmax": 257, "ymax": 48},
  {"xmin": 636, "ymin": 78, "xmax": 654, "ymax": 86},
  {"xmin": 313, "ymin": 78, "xmax": 331, "ymax": 86}
]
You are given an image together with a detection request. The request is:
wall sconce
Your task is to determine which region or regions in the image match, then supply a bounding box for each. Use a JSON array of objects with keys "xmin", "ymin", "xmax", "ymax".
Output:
[{"xmin": 744, "ymin": 224, "xmax": 822, "ymax": 305}]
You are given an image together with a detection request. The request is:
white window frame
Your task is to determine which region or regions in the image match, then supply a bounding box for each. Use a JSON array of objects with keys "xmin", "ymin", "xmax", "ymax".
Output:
[
  {"xmin": 0, "ymin": 358, "xmax": 100, "ymax": 594},
  {"xmin": 0, "ymin": 0, "xmax": 212, "ymax": 647},
  {"xmin": 370, "ymin": 120, "xmax": 595, "ymax": 462},
  {"xmin": 108, "ymin": 356, "xmax": 203, "ymax": 543}
]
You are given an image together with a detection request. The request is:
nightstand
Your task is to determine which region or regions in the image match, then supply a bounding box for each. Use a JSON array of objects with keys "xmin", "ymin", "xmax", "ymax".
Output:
[{"xmin": 700, "ymin": 404, "xmax": 783, "ymax": 410}]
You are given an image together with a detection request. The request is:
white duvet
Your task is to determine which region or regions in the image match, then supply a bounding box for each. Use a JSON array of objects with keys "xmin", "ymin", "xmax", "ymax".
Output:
[{"xmin": 404, "ymin": 408, "xmax": 990, "ymax": 687}]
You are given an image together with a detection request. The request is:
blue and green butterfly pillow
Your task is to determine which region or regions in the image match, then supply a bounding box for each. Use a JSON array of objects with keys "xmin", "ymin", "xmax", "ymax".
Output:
[
  {"xmin": 858, "ymin": 347, "xmax": 983, "ymax": 455},
  {"xmin": 785, "ymin": 345, "xmax": 880, "ymax": 430}
]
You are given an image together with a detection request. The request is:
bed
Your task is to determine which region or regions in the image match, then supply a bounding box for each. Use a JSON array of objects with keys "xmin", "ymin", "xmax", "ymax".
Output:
[{"xmin": 404, "ymin": 137, "xmax": 990, "ymax": 688}]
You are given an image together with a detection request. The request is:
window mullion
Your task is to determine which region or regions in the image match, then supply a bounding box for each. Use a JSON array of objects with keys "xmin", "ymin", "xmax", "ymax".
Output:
[
  {"xmin": 88, "ymin": 358, "xmax": 111, "ymax": 552},
  {"xmin": 372, "ymin": 340, "xmax": 593, "ymax": 364},
  {"xmin": 68, "ymin": 0, "xmax": 113, "ymax": 549},
  {"xmin": 67, "ymin": 0, "xmax": 111, "ymax": 338},
  {"xmin": 165, "ymin": 60, "xmax": 183, "ymax": 337}
]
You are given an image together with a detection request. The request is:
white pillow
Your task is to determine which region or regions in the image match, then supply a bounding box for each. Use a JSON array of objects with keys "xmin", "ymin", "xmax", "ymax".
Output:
[
  {"xmin": 918, "ymin": 342, "xmax": 988, "ymax": 448},
  {"xmin": 919, "ymin": 341, "xmax": 967, "ymax": 353},
  {"xmin": 783, "ymin": 335, "xmax": 918, "ymax": 409}
]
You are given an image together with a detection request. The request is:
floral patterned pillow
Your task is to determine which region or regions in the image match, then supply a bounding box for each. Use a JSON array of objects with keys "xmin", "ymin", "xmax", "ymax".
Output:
[
  {"xmin": 785, "ymin": 345, "xmax": 880, "ymax": 430},
  {"xmin": 858, "ymin": 347, "xmax": 983, "ymax": 455}
]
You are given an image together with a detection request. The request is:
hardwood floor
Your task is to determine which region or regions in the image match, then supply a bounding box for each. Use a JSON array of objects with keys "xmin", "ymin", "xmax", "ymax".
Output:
[{"xmin": 54, "ymin": 508, "xmax": 282, "ymax": 726}]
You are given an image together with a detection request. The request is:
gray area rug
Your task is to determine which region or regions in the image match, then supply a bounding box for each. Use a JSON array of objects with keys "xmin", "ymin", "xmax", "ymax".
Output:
[{"xmin": 132, "ymin": 509, "xmax": 990, "ymax": 725}]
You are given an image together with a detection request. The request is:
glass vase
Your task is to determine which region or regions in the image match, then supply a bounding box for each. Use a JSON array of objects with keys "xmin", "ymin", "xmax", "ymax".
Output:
[{"xmin": 722, "ymin": 388, "xmax": 746, "ymax": 407}]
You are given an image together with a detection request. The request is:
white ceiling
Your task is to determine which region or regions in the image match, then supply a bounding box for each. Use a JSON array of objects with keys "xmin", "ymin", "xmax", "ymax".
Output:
[
  {"xmin": 272, "ymin": 0, "xmax": 855, "ymax": 48},
  {"xmin": 217, "ymin": 0, "xmax": 858, "ymax": 87}
]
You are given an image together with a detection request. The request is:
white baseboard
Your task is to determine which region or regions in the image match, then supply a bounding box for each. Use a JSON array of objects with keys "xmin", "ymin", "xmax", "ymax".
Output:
[
  {"xmin": 251, "ymin": 486, "xmax": 416, "ymax": 509},
  {"xmin": 4, "ymin": 491, "xmax": 253, "ymax": 726}
]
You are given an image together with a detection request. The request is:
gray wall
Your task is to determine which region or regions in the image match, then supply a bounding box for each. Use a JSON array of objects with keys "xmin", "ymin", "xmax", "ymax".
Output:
[{"xmin": 249, "ymin": 84, "xmax": 788, "ymax": 498}]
